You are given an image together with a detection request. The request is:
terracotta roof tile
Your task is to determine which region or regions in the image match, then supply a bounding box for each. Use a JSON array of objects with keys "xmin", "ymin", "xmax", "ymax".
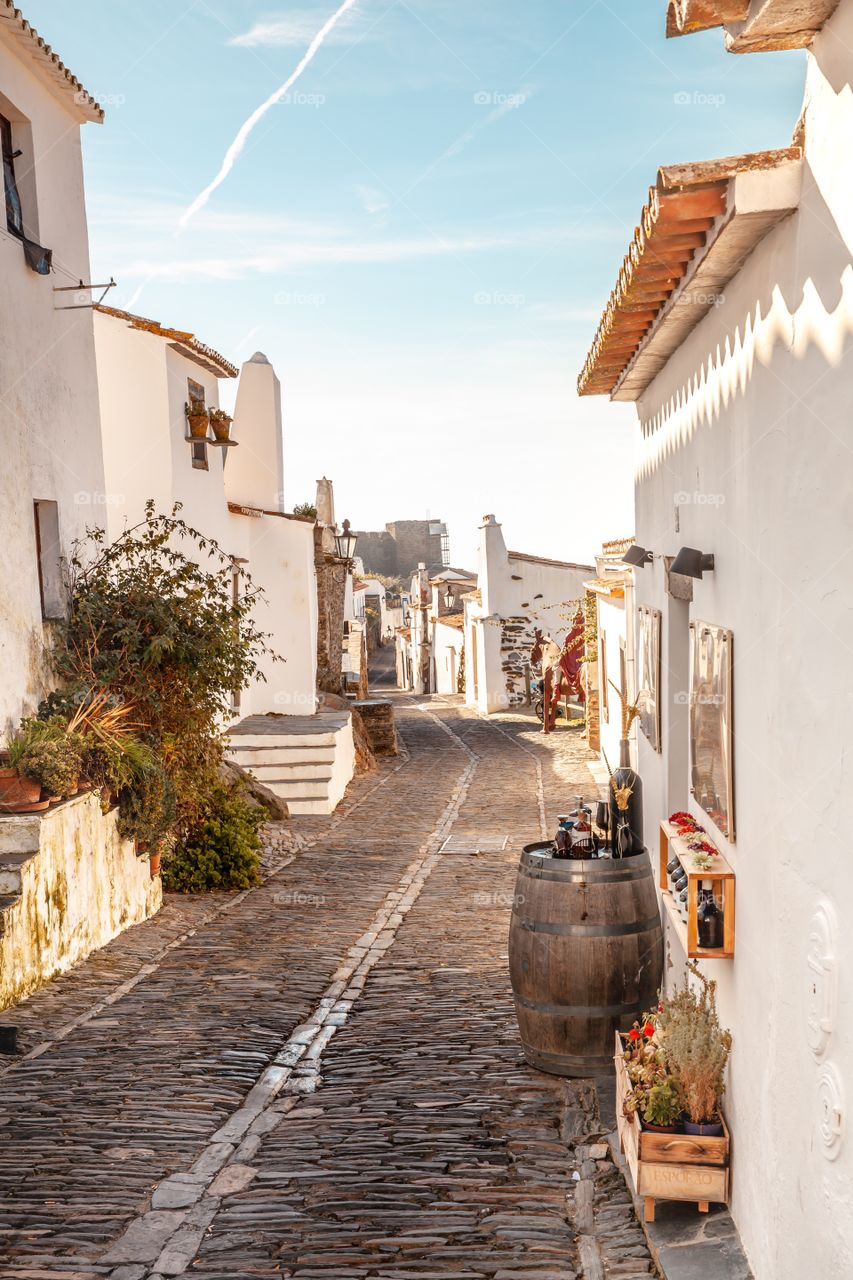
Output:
[
  {"xmin": 96, "ymin": 304, "xmax": 238, "ymax": 379},
  {"xmin": 578, "ymin": 147, "xmax": 801, "ymax": 397},
  {"xmin": 0, "ymin": 3, "xmax": 103, "ymax": 122}
]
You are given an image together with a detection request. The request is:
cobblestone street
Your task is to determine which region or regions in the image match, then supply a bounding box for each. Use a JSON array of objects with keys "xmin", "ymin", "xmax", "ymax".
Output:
[{"xmin": 0, "ymin": 696, "xmax": 655, "ymax": 1280}]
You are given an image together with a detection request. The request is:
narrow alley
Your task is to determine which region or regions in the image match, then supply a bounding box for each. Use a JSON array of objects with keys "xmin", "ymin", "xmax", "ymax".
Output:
[{"xmin": 0, "ymin": 696, "xmax": 653, "ymax": 1280}]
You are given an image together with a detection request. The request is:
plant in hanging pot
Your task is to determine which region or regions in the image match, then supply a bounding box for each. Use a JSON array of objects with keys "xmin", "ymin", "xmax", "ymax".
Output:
[
  {"xmin": 208, "ymin": 407, "xmax": 233, "ymax": 442},
  {"xmin": 185, "ymin": 397, "xmax": 210, "ymax": 439},
  {"xmin": 659, "ymin": 962, "xmax": 732, "ymax": 1136}
]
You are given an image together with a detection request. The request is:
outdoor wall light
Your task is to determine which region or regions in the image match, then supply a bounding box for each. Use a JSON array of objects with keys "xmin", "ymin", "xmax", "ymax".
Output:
[
  {"xmin": 443, "ymin": 585, "xmax": 455, "ymax": 608},
  {"xmin": 334, "ymin": 518, "xmax": 358, "ymax": 564},
  {"xmin": 671, "ymin": 546, "xmax": 715, "ymax": 579},
  {"xmin": 623, "ymin": 544, "xmax": 653, "ymax": 567}
]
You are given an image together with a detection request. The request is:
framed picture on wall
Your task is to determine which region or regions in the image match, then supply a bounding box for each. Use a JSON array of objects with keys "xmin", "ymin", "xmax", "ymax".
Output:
[
  {"xmin": 689, "ymin": 621, "xmax": 735, "ymax": 840},
  {"xmin": 637, "ymin": 606, "xmax": 661, "ymax": 752}
]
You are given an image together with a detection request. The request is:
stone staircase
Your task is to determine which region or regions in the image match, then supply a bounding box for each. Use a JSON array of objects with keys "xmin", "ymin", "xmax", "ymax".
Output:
[{"xmin": 225, "ymin": 711, "xmax": 356, "ymax": 816}]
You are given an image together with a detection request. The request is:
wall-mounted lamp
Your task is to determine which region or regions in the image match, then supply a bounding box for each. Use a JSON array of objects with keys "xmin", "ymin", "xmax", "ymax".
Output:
[
  {"xmin": 671, "ymin": 546, "xmax": 715, "ymax": 579},
  {"xmin": 334, "ymin": 518, "xmax": 358, "ymax": 564},
  {"xmin": 443, "ymin": 585, "xmax": 455, "ymax": 609},
  {"xmin": 623, "ymin": 544, "xmax": 653, "ymax": 567}
]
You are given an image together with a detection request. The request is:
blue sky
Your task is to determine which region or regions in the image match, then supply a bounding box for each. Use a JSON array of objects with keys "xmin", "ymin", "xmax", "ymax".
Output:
[{"xmin": 28, "ymin": 1, "xmax": 806, "ymax": 569}]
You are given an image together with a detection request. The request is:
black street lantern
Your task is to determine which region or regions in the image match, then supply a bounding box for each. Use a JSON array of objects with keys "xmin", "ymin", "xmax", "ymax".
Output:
[
  {"xmin": 334, "ymin": 518, "xmax": 358, "ymax": 564},
  {"xmin": 671, "ymin": 546, "xmax": 715, "ymax": 579},
  {"xmin": 623, "ymin": 543, "xmax": 653, "ymax": 567},
  {"xmin": 443, "ymin": 584, "xmax": 455, "ymax": 609}
]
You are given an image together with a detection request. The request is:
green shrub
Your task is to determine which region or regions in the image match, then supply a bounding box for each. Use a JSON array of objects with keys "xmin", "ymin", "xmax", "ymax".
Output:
[{"xmin": 163, "ymin": 780, "xmax": 263, "ymax": 892}]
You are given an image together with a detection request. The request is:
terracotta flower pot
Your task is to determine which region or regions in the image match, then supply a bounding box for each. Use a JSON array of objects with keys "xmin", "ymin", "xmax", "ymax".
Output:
[
  {"xmin": 0, "ymin": 769, "xmax": 46, "ymax": 813},
  {"xmin": 188, "ymin": 413, "xmax": 209, "ymax": 439},
  {"xmin": 641, "ymin": 1119, "xmax": 682, "ymax": 1134},
  {"xmin": 210, "ymin": 416, "xmax": 232, "ymax": 442},
  {"xmin": 149, "ymin": 850, "xmax": 162, "ymax": 877}
]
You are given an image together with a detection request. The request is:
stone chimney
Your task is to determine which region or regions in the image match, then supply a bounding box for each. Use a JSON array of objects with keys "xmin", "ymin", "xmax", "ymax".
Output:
[{"xmin": 224, "ymin": 352, "xmax": 284, "ymax": 512}]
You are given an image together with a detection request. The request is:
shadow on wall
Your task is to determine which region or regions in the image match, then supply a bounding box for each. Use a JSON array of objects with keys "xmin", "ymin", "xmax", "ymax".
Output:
[{"xmin": 638, "ymin": 164, "xmax": 853, "ymax": 478}]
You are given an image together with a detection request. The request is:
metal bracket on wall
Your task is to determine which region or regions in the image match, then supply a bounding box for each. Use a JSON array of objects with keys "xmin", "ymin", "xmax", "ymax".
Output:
[{"xmin": 54, "ymin": 277, "xmax": 116, "ymax": 310}]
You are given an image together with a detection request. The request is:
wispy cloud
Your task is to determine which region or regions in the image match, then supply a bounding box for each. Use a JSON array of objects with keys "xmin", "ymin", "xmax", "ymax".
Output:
[
  {"xmin": 180, "ymin": 0, "xmax": 364, "ymax": 227},
  {"xmin": 228, "ymin": 9, "xmax": 367, "ymax": 48}
]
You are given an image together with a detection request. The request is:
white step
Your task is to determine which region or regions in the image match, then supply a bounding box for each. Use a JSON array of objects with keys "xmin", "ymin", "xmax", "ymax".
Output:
[
  {"xmin": 259, "ymin": 777, "xmax": 333, "ymax": 800},
  {"xmin": 239, "ymin": 761, "xmax": 334, "ymax": 782},
  {"xmin": 227, "ymin": 745, "xmax": 336, "ymax": 768},
  {"xmin": 227, "ymin": 731, "xmax": 340, "ymax": 750},
  {"xmin": 0, "ymin": 815, "xmax": 42, "ymax": 855}
]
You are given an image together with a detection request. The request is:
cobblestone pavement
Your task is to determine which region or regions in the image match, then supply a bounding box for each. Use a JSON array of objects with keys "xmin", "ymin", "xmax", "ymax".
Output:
[{"xmin": 0, "ymin": 697, "xmax": 655, "ymax": 1280}]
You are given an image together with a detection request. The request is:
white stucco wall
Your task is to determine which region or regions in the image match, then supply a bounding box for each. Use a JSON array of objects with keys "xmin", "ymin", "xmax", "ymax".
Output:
[
  {"xmin": 0, "ymin": 36, "xmax": 105, "ymax": 736},
  {"xmin": 0, "ymin": 793, "xmax": 161, "ymax": 1010},
  {"xmin": 465, "ymin": 515, "xmax": 594, "ymax": 714},
  {"xmin": 93, "ymin": 320, "xmax": 319, "ymax": 718},
  {"xmin": 623, "ymin": 7, "xmax": 853, "ymax": 1273}
]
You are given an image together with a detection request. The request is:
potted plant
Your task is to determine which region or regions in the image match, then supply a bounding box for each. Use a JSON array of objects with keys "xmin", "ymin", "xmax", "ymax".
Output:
[
  {"xmin": 208, "ymin": 407, "xmax": 233, "ymax": 442},
  {"xmin": 659, "ymin": 963, "xmax": 732, "ymax": 1136},
  {"xmin": 185, "ymin": 397, "xmax": 209, "ymax": 439},
  {"xmin": 14, "ymin": 719, "xmax": 84, "ymax": 802},
  {"xmin": 641, "ymin": 1077, "xmax": 684, "ymax": 1132},
  {"xmin": 0, "ymin": 740, "xmax": 45, "ymax": 812}
]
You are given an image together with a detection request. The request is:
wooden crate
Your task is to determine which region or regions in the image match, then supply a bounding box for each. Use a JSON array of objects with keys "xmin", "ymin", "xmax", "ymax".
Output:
[
  {"xmin": 615, "ymin": 1032, "xmax": 730, "ymax": 1222},
  {"xmin": 659, "ymin": 821, "xmax": 735, "ymax": 960}
]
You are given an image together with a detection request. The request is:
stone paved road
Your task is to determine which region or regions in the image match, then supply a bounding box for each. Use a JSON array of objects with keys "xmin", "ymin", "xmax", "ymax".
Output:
[{"xmin": 0, "ymin": 697, "xmax": 654, "ymax": 1280}]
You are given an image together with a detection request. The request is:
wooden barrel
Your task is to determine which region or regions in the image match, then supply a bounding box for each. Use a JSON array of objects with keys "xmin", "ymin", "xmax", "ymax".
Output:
[{"xmin": 508, "ymin": 842, "xmax": 663, "ymax": 1076}]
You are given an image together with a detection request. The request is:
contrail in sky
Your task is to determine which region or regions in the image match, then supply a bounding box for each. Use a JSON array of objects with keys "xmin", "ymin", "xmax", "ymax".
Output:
[{"xmin": 180, "ymin": 0, "xmax": 360, "ymax": 228}]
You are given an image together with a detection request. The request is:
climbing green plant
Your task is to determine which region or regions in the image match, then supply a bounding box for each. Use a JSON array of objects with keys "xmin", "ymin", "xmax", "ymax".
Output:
[{"xmin": 52, "ymin": 502, "xmax": 278, "ymax": 870}]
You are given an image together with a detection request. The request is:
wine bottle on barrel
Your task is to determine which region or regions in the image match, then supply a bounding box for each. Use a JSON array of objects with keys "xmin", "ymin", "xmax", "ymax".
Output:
[{"xmin": 609, "ymin": 739, "xmax": 644, "ymax": 857}]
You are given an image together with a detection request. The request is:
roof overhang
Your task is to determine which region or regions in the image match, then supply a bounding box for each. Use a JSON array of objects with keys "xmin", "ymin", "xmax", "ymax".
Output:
[
  {"xmin": 584, "ymin": 576, "xmax": 628, "ymax": 599},
  {"xmin": 96, "ymin": 305, "xmax": 239, "ymax": 379},
  {"xmin": 578, "ymin": 147, "xmax": 802, "ymax": 401},
  {"xmin": 665, "ymin": 0, "xmax": 841, "ymax": 50},
  {"xmin": 0, "ymin": 3, "xmax": 103, "ymax": 122}
]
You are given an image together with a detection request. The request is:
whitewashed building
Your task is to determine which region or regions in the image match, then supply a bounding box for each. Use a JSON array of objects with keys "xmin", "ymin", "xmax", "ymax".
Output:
[
  {"xmin": 464, "ymin": 515, "xmax": 593, "ymax": 715},
  {"xmin": 579, "ymin": 2, "xmax": 853, "ymax": 1273},
  {"xmin": 0, "ymin": 9, "xmax": 162, "ymax": 1006},
  {"xmin": 93, "ymin": 310, "xmax": 354, "ymax": 814},
  {"xmin": 0, "ymin": 9, "xmax": 106, "ymax": 732},
  {"xmin": 93, "ymin": 311, "xmax": 319, "ymax": 719}
]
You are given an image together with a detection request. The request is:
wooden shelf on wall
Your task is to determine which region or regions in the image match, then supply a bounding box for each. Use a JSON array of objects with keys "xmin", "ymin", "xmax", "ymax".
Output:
[{"xmin": 659, "ymin": 821, "xmax": 735, "ymax": 960}]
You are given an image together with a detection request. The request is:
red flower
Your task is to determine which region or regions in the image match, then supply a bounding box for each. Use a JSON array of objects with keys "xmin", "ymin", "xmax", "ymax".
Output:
[
  {"xmin": 643, "ymin": 1022, "xmax": 655, "ymax": 1038},
  {"xmin": 628, "ymin": 1028, "xmax": 640, "ymax": 1042}
]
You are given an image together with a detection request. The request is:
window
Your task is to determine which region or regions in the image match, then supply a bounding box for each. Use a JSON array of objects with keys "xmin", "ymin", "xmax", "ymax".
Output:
[
  {"xmin": 188, "ymin": 377, "xmax": 208, "ymax": 469},
  {"xmin": 1, "ymin": 113, "xmax": 23, "ymax": 237},
  {"xmin": 34, "ymin": 500, "xmax": 64, "ymax": 620}
]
